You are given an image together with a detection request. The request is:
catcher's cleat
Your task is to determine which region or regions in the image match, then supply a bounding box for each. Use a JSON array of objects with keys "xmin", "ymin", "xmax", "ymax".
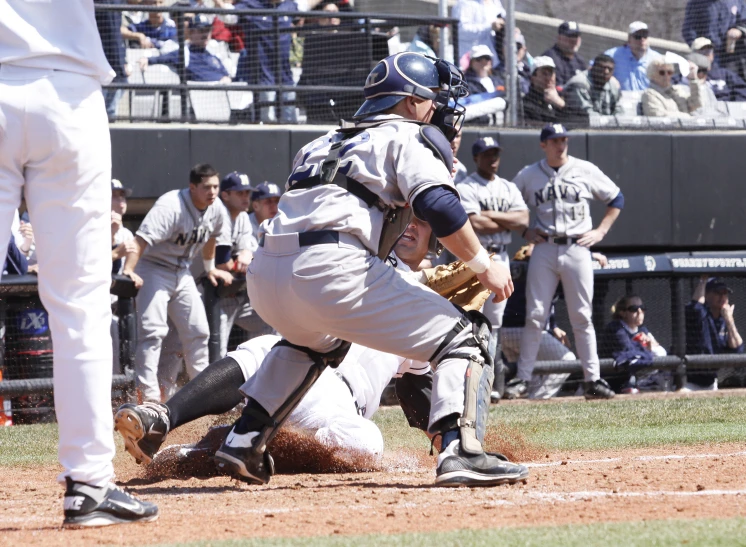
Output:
[
  {"xmin": 62, "ymin": 478, "xmax": 158, "ymax": 528},
  {"xmin": 584, "ymin": 379, "xmax": 615, "ymax": 400},
  {"xmin": 114, "ymin": 402, "xmax": 170, "ymax": 465},
  {"xmin": 435, "ymin": 440, "xmax": 529, "ymax": 487},
  {"xmin": 214, "ymin": 429, "xmax": 275, "ymax": 485},
  {"xmin": 502, "ymin": 378, "xmax": 528, "ymax": 400}
]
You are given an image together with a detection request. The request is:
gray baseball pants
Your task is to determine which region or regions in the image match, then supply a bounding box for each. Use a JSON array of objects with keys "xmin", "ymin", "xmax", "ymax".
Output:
[
  {"xmin": 134, "ymin": 260, "xmax": 210, "ymax": 402},
  {"xmin": 517, "ymin": 242, "xmax": 600, "ymax": 383},
  {"xmin": 241, "ymin": 232, "xmax": 478, "ymax": 431}
]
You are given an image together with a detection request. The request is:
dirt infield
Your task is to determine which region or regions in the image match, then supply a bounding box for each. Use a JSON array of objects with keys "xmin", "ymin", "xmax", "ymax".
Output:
[{"xmin": 2, "ymin": 415, "xmax": 746, "ymax": 546}]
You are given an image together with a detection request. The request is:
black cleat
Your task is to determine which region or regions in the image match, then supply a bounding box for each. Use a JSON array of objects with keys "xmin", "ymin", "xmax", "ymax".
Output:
[
  {"xmin": 214, "ymin": 429, "xmax": 275, "ymax": 485},
  {"xmin": 435, "ymin": 441, "xmax": 529, "ymax": 487},
  {"xmin": 62, "ymin": 478, "xmax": 158, "ymax": 528},
  {"xmin": 114, "ymin": 402, "xmax": 170, "ymax": 465},
  {"xmin": 503, "ymin": 378, "xmax": 529, "ymax": 400},
  {"xmin": 584, "ymin": 379, "xmax": 615, "ymax": 400}
]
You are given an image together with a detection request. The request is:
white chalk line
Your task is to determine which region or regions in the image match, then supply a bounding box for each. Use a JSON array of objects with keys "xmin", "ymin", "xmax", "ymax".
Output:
[{"xmin": 525, "ymin": 450, "xmax": 746, "ymax": 468}]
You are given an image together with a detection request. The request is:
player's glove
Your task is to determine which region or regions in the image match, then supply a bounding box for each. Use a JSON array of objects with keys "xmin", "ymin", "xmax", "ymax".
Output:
[
  {"xmin": 513, "ymin": 244, "xmax": 532, "ymax": 262},
  {"xmin": 419, "ymin": 260, "xmax": 492, "ymax": 312}
]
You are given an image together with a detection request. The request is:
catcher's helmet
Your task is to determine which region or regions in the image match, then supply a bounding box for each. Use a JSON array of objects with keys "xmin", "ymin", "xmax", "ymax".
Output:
[{"xmin": 353, "ymin": 52, "xmax": 469, "ymax": 141}]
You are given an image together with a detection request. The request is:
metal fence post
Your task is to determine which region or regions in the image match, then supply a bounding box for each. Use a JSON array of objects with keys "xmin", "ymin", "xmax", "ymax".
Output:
[
  {"xmin": 118, "ymin": 296, "xmax": 137, "ymax": 373},
  {"xmin": 175, "ymin": 4, "xmax": 189, "ymax": 122},
  {"xmin": 504, "ymin": 0, "xmax": 517, "ymax": 126}
]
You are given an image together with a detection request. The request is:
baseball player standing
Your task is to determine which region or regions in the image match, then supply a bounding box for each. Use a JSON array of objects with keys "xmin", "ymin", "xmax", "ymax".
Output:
[
  {"xmin": 213, "ymin": 52, "xmax": 528, "ymax": 488},
  {"xmin": 216, "ymin": 172, "xmax": 273, "ymax": 354},
  {"xmin": 0, "ymin": 1, "xmax": 158, "ymax": 526},
  {"xmin": 126, "ymin": 164, "xmax": 234, "ymax": 403},
  {"xmin": 505, "ymin": 124, "xmax": 624, "ymax": 400},
  {"xmin": 457, "ymin": 137, "xmax": 529, "ymax": 333}
]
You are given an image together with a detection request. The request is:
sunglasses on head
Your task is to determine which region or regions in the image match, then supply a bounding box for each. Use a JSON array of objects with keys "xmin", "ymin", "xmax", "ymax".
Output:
[
  {"xmin": 626, "ymin": 305, "xmax": 646, "ymax": 313},
  {"xmin": 658, "ymin": 69, "xmax": 674, "ymax": 76},
  {"xmin": 632, "ymin": 32, "xmax": 649, "ymax": 39}
]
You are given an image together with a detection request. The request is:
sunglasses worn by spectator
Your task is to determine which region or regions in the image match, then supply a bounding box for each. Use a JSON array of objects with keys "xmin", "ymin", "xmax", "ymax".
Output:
[
  {"xmin": 632, "ymin": 32, "xmax": 649, "ymax": 40},
  {"xmin": 659, "ymin": 69, "xmax": 674, "ymax": 76},
  {"xmin": 626, "ymin": 305, "xmax": 646, "ymax": 313},
  {"xmin": 474, "ymin": 56, "xmax": 492, "ymax": 62},
  {"xmin": 698, "ymin": 68, "xmax": 708, "ymax": 75}
]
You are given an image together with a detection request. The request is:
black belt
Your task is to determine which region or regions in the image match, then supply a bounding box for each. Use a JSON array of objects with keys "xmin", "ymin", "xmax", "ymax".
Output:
[
  {"xmin": 258, "ymin": 230, "xmax": 339, "ymax": 248},
  {"xmin": 546, "ymin": 236, "xmax": 580, "ymax": 245},
  {"xmin": 486, "ymin": 244, "xmax": 507, "ymax": 253},
  {"xmin": 334, "ymin": 370, "xmax": 365, "ymax": 416}
]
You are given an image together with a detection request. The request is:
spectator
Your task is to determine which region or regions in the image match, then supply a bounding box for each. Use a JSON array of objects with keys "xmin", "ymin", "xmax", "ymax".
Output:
[
  {"xmin": 691, "ymin": 36, "xmax": 746, "ymax": 101},
  {"xmin": 683, "ymin": 0, "xmax": 746, "ymax": 76},
  {"xmin": 564, "ymin": 54, "xmax": 622, "ymax": 121},
  {"xmin": 688, "ymin": 52, "xmax": 723, "ymax": 116},
  {"xmin": 95, "ymin": 0, "xmax": 129, "ymax": 120},
  {"xmin": 128, "ymin": 0, "xmax": 177, "ymax": 51},
  {"xmin": 686, "ymin": 277, "xmax": 744, "ymax": 390},
  {"xmin": 522, "ymin": 56, "xmax": 568, "ymax": 124},
  {"xmin": 641, "ymin": 57, "xmax": 702, "ymax": 117},
  {"xmin": 249, "ymin": 182, "xmax": 282, "ymax": 236},
  {"xmin": 605, "ymin": 21, "xmax": 663, "ymax": 91},
  {"xmin": 236, "ymin": 0, "xmax": 299, "ymax": 123},
  {"xmin": 541, "ymin": 21, "xmax": 587, "ymax": 86},
  {"xmin": 463, "ymin": 44, "xmax": 505, "ymax": 125},
  {"xmin": 139, "ymin": 15, "xmax": 232, "ymax": 82},
  {"xmin": 495, "ymin": 29, "xmax": 532, "ymax": 96},
  {"xmin": 3, "ymin": 238, "xmax": 28, "ymax": 276},
  {"xmin": 409, "ymin": 25, "xmax": 442, "ymax": 58},
  {"xmin": 601, "ymin": 295, "xmax": 670, "ymax": 394},
  {"xmin": 452, "ymin": 0, "xmax": 505, "ymax": 67},
  {"xmin": 316, "ymin": 2, "xmax": 341, "ymax": 27}
]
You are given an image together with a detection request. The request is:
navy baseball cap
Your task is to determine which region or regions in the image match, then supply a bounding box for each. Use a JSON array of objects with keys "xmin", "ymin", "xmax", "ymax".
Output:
[
  {"xmin": 189, "ymin": 14, "xmax": 212, "ymax": 29},
  {"xmin": 220, "ymin": 171, "xmax": 251, "ymax": 192},
  {"xmin": 252, "ymin": 182, "xmax": 282, "ymax": 201},
  {"xmin": 559, "ymin": 21, "xmax": 581, "ymax": 36},
  {"xmin": 472, "ymin": 136, "xmax": 501, "ymax": 156},
  {"xmin": 540, "ymin": 123, "xmax": 570, "ymax": 142},
  {"xmin": 706, "ymin": 278, "xmax": 733, "ymax": 294},
  {"xmin": 111, "ymin": 178, "xmax": 132, "ymax": 196}
]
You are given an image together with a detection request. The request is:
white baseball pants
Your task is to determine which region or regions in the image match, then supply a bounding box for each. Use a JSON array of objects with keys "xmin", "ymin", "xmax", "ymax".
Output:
[
  {"xmin": 134, "ymin": 261, "xmax": 210, "ymax": 402},
  {"xmin": 517, "ymin": 242, "xmax": 600, "ymax": 382},
  {"xmin": 241, "ymin": 233, "xmax": 477, "ymax": 432},
  {"xmin": 0, "ymin": 66, "xmax": 115, "ymax": 486}
]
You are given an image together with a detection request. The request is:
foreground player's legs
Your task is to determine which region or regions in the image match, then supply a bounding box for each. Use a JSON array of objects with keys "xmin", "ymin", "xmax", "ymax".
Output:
[{"xmin": 15, "ymin": 68, "xmax": 156, "ymax": 526}]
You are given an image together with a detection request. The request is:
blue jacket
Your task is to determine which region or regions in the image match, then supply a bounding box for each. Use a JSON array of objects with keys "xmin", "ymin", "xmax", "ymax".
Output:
[
  {"xmin": 683, "ymin": 0, "xmax": 746, "ymax": 51},
  {"xmin": 236, "ymin": 0, "xmax": 296, "ymax": 86},
  {"xmin": 149, "ymin": 45, "xmax": 230, "ymax": 82},
  {"xmin": 685, "ymin": 300, "xmax": 745, "ymax": 355},
  {"xmin": 4, "ymin": 239, "xmax": 28, "ymax": 276},
  {"xmin": 94, "ymin": 0, "xmax": 127, "ymax": 78},
  {"xmin": 130, "ymin": 19, "xmax": 177, "ymax": 50},
  {"xmin": 708, "ymin": 61, "xmax": 746, "ymax": 100},
  {"xmin": 601, "ymin": 320, "xmax": 655, "ymax": 367}
]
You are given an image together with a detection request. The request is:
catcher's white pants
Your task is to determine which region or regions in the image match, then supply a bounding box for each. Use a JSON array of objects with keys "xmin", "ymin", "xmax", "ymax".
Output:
[
  {"xmin": 481, "ymin": 251, "xmax": 509, "ymax": 330},
  {"xmin": 134, "ymin": 261, "xmax": 210, "ymax": 402},
  {"xmin": 241, "ymin": 233, "xmax": 474, "ymax": 432},
  {"xmin": 501, "ymin": 327, "xmax": 576, "ymax": 399},
  {"xmin": 517, "ymin": 242, "xmax": 599, "ymax": 382},
  {"xmin": 218, "ymin": 292, "xmax": 274, "ymax": 356},
  {"xmin": 0, "ymin": 66, "xmax": 114, "ymax": 486}
]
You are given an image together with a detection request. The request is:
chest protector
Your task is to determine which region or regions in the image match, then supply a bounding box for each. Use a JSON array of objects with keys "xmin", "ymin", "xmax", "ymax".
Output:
[{"xmin": 289, "ymin": 120, "xmax": 452, "ymax": 260}]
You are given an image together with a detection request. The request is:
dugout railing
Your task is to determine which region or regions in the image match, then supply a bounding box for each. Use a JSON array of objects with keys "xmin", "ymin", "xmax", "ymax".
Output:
[
  {"xmin": 95, "ymin": 3, "xmax": 459, "ymax": 125},
  {"xmin": 0, "ymin": 275, "xmax": 138, "ymax": 422}
]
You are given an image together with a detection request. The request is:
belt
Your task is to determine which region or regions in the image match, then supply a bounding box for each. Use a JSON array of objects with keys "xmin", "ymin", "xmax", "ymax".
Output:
[
  {"xmin": 334, "ymin": 370, "xmax": 365, "ymax": 416},
  {"xmin": 545, "ymin": 236, "xmax": 580, "ymax": 245},
  {"xmin": 486, "ymin": 244, "xmax": 507, "ymax": 254},
  {"xmin": 258, "ymin": 230, "xmax": 339, "ymax": 248}
]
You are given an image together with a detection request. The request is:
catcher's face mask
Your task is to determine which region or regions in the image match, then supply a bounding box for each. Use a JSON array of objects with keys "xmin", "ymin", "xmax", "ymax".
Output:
[{"xmin": 429, "ymin": 59, "xmax": 469, "ymax": 142}]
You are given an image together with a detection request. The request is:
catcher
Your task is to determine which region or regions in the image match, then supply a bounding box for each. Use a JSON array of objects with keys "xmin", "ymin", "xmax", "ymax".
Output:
[{"xmin": 114, "ymin": 219, "xmax": 496, "ymax": 470}]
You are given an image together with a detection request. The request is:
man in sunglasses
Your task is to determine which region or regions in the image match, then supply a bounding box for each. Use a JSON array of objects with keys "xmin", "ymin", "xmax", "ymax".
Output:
[
  {"xmin": 564, "ymin": 53, "xmax": 622, "ymax": 122},
  {"xmin": 604, "ymin": 21, "xmax": 663, "ymax": 91}
]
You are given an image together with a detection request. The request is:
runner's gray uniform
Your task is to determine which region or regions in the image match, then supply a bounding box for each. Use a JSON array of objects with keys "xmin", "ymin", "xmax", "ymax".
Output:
[
  {"xmin": 512, "ymin": 156, "xmax": 620, "ymax": 383},
  {"xmin": 134, "ymin": 188, "xmax": 231, "ymax": 402}
]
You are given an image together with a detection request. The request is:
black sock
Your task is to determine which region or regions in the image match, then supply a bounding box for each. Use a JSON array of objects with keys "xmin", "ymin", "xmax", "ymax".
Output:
[{"xmin": 165, "ymin": 356, "xmax": 246, "ymax": 430}]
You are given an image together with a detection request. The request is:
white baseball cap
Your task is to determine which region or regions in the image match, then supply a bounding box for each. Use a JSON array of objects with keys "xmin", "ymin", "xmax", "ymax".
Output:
[
  {"xmin": 470, "ymin": 44, "xmax": 493, "ymax": 60},
  {"xmin": 532, "ymin": 56, "xmax": 556, "ymax": 73},
  {"xmin": 691, "ymin": 36, "xmax": 714, "ymax": 51},
  {"xmin": 628, "ymin": 21, "xmax": 648, "ymax": 35}
]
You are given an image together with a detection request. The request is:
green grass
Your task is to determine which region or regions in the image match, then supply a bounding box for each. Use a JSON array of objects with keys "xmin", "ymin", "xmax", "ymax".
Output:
[
  {"xmin": 154, "ymin": 517, "xmax": 746, "ymax": 547},
  {"xmin": 0, "ymin": 423, "xmax": 58, "ymax": 466},
  {"xmin": 372, "ymin": 395, "xmax": 746, "ymax": 453}
]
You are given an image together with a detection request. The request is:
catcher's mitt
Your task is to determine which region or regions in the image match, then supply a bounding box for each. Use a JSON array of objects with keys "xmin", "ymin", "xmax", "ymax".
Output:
[{"xmin": 420, "ymin": 260, "xmax": 491, "ymax": 312}]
